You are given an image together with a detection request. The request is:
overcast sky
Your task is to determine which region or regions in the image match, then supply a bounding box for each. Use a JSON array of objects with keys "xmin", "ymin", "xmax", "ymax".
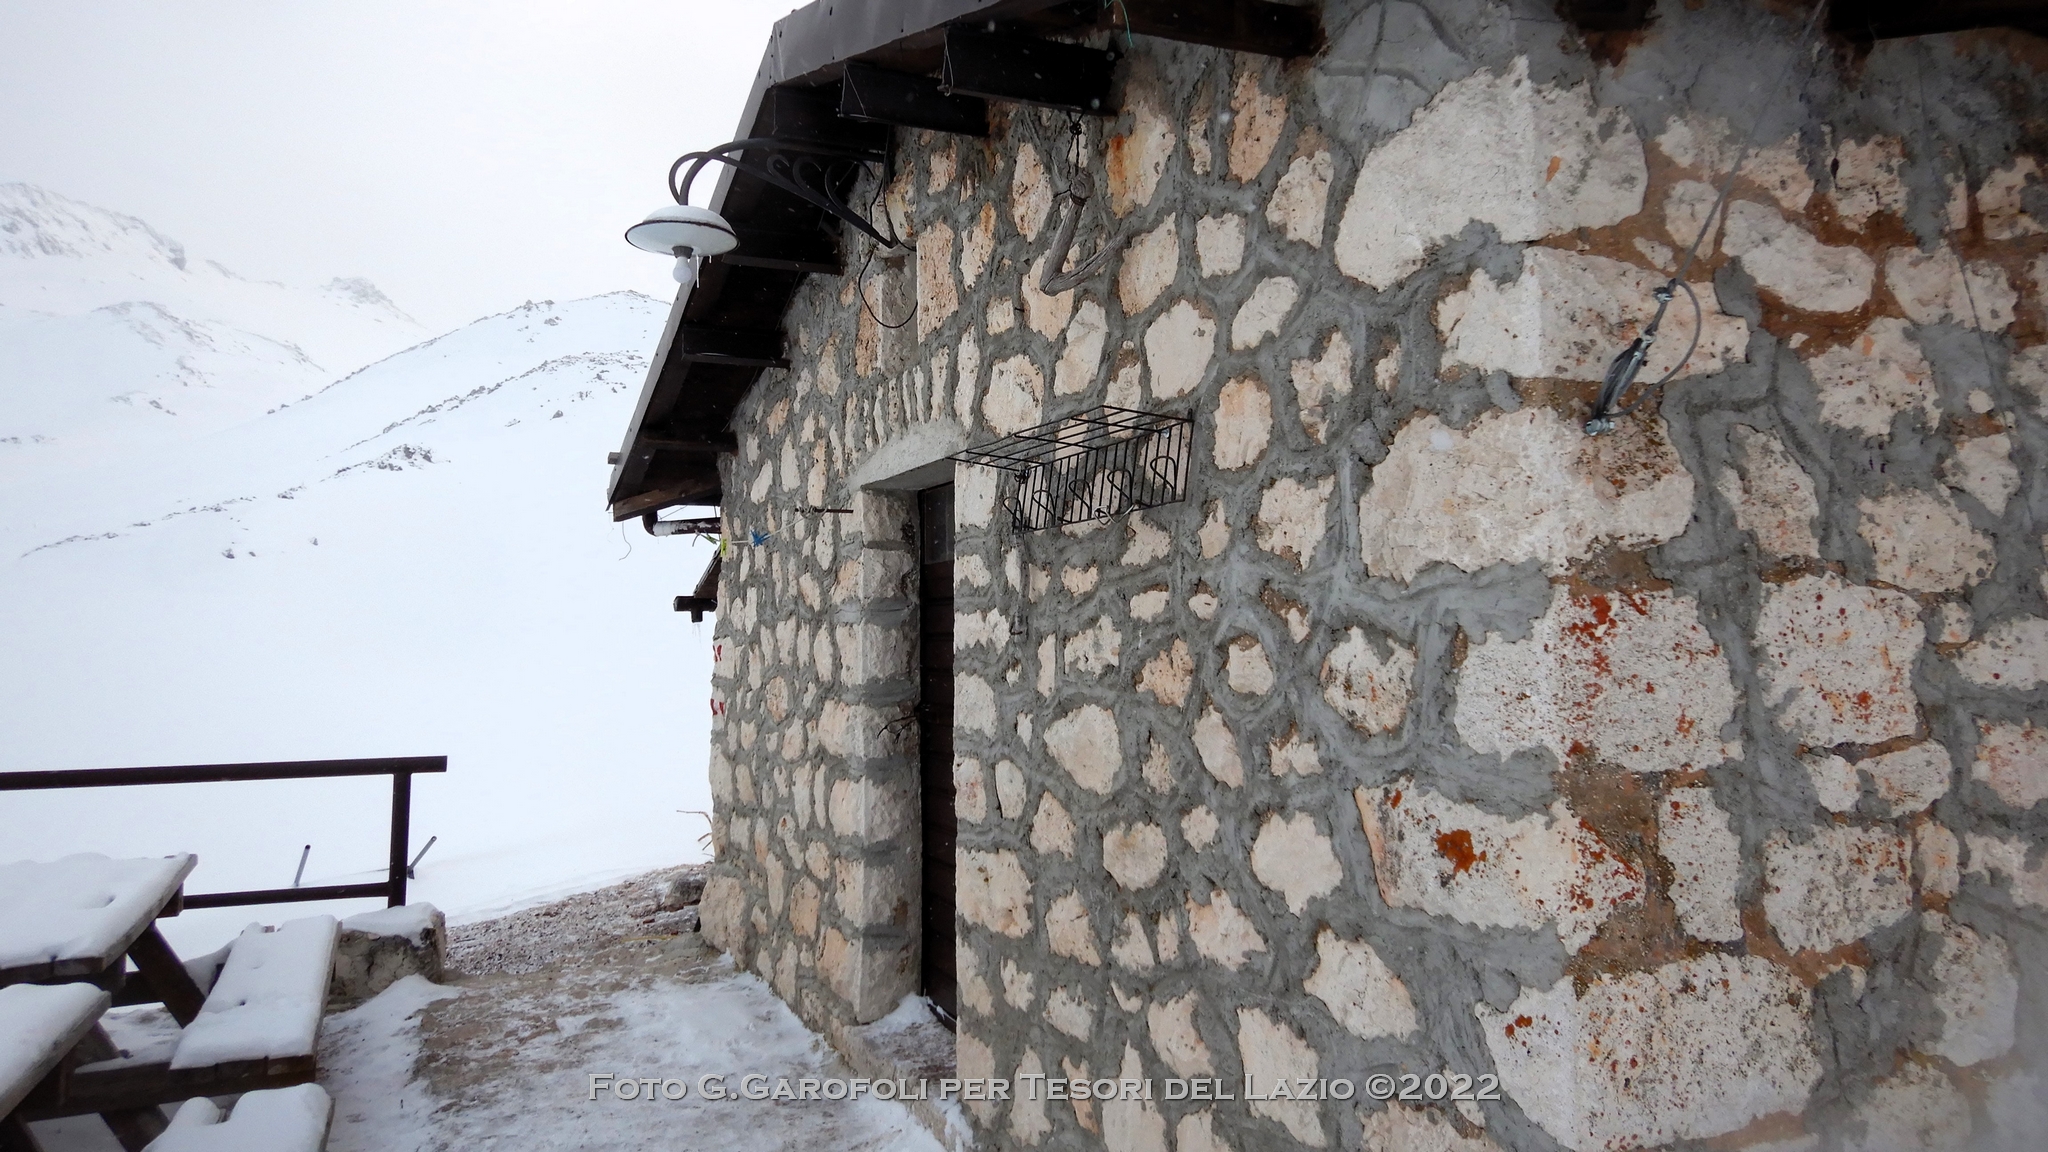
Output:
[{"xmin": 0, "ymin": 1, "xmax": 792, "ymax": 331}]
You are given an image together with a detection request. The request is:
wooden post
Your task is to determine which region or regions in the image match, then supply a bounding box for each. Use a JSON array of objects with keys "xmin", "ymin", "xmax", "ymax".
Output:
[{"xmin": 387, "ymin": 770, "xmax": 412, "ymax": 907}]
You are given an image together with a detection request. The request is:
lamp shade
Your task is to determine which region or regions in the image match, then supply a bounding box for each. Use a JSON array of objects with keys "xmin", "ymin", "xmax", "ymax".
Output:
[{"xmin": 624, "ymin": 204, "xmax": 738, "ymax": 258}]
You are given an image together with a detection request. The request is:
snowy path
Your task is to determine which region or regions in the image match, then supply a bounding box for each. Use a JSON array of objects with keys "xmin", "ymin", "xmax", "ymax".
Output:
[
  {"xmin": 32, "ymin": 874, "xmax": 945, "ymax": 1152},
  {"xmin": 325, "ymin": 955, "xmax": 942, "ymax": 1151}
]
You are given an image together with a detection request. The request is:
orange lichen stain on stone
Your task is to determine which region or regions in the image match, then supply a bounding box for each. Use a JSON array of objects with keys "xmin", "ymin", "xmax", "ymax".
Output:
[
  {"xmin": 1503, "ymin": 1014, "xmax": 1534, "ymax": 1038},
  {"xmin": 1546, "ymin": 154, "xmax": 1564, "ymax": 183},
  {"xmin": 1435, "ymin": 828, "xmax": 1483, "ymax": 873},
  {"xmin": 1386, "ymin": 789, "xmax": 1402, "ymax": 809}
]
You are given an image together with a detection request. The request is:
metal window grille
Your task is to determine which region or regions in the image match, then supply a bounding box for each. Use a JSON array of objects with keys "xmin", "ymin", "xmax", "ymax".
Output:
[{"xmin": 950, "ymin": 406, "xmax": 1193, "ymax": 531}]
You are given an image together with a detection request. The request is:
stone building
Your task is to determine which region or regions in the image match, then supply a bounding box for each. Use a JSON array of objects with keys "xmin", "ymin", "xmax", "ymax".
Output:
[{"xmin": 606, "ymin": 1, "xmax": 2048, "ymax": 1148}]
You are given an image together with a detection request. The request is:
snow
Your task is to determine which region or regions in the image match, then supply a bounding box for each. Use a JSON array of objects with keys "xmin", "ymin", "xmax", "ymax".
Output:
[
  {"xmin": 0, "ymin": 982, "xmax": 110, "ymax": 1114},
  {"xmin": 169, "ymin": 916, "xmax": 338, "ymax": 1069},
  {"xmin": 0, "ymin": 184, "xmax": 423, "ymax": 483},
  {"xmin": 0, "ymin": 853, "xmax": 195, "ymax": 971},
  {"xmin": 0, "ymin": 189, "xmax": 716, "ymax": 958},
  {"xmin": 340, "ymin": 903, "xmax": 439, "ymax": 946},
  {"xmin": 83, "ymin": 1004, "xmax": 183, "ymax": 1072},
  {"xmin": 146, "ymin": 1084, "xmax": 333, "ymax": 1152},
  {"xmin": 320, "ymin": 967, "xmax": 947, "ymax": 1152}
]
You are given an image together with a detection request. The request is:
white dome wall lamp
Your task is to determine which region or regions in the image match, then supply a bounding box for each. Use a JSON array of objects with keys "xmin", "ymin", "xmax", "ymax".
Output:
[{"xmin": 624, "ymin": 203, "xmax": 738, "ymax": 296}]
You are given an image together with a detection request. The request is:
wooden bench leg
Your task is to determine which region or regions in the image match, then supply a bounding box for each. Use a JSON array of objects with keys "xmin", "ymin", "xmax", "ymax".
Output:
[
  {"xmin": 0, "ymin": 1114, "xmax": 48, "ymax": 1152},
  {"xmin": 126, "ymin": 925, "xmax": 205, "ymax": 1027},
  {"xmin": 100, "ymin": 1108, "xmax": 168, "ymax": 1152}
]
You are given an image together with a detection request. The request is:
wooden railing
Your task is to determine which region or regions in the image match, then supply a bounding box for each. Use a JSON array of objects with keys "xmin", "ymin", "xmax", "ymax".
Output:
[{"xmin": 0, "ymin": 757, "xmax": 446, "ymax": 908}]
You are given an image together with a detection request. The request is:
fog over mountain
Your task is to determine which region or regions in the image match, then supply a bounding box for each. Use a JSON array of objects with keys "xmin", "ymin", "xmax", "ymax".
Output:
[{"xmin": 0, "ymin": 186, "xmax": 713, "ymax": 952}]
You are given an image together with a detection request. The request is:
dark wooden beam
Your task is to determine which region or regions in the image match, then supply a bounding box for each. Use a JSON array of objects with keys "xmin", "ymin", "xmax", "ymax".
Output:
[
  {"xmin": 757, "ymin": 83, "xmax": 892, "ymax": 159},
  {"xmin": 715, "ymin": 223, "xmax": 842, "ymax": 274},
  {"xmin": 673, "ymin": 326, "xmax": 790, "ymax": 370},
  {"xmin": 842, "ymin": 62, "xmax": 991, "ymax": 136},
  {"xmin": 942, "ymin": 28, "xmax": 1120, "ymax": 114},
  {"xmin": 1831, "ymin": 0, "xmax": 2048, "ymax": 38},
  {"xmin": 1556, "ymin": 0, "xmax": 1654, "ymax": 32},
  {"xmin": 612, "ymin": 483, "xmax": 712, "ymax": 521},
  {"xmin": 1113, "ymin": 0, "xmax": 1323, "ymax": 57},
  {"xmin": 639, "ymin": 432, "xmax": 739, "ymax": 454}
]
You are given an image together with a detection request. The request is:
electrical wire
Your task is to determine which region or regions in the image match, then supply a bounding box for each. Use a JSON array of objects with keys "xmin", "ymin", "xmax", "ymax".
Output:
[
  {"xmin": 854, "ymin": 160, "xmax": 916, "ymax": 330},
  {"xmin": 1587, "ymin": 0, "xmax": 1831, "ymax": 434}
]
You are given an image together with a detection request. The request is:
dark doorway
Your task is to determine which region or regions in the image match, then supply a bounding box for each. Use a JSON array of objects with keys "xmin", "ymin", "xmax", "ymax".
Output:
[{"xmin": 915, "ymin": 483, "xmax": 957, "ymax": 1026}]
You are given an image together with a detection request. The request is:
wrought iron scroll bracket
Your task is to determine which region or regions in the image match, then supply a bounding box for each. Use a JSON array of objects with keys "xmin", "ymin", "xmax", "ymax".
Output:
[{"xmin": 669, "ymin": 137, "xmax": 905, "ymax": 251}]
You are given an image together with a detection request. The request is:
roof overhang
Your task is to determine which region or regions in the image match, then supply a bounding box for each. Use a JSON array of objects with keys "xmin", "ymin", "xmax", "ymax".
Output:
[{"xmin": 604, "ymin": 0, "xmax": 1324, "ymax": 520}]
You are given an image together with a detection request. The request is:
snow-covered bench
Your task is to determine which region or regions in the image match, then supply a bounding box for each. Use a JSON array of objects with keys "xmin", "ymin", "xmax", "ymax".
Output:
[
  {"xmin": 142, "ymin": 1084, "xmax": 332, "ymax": 1152},
  {"xmin": 17, "ymin": 917, "xmax": 338, "ymax": 1125},
  {"xmin": 169, "ymin": 917, "xmax": 338, "ymax": 1073},
  {"xmin": 0, "ymin": 982, "xmax": 111, "ymax": 1120}
]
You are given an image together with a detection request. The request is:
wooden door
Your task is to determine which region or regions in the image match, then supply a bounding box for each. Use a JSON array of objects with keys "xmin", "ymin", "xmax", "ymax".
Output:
[{"xmin": 916, "ymin": 484, "xmax": 957, "ymax": 1025}]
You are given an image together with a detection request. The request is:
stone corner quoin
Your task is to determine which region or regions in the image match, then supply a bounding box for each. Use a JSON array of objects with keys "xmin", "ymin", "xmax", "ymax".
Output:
[{"xmin": 689, "ymin": 4, "xmax": 2048, "ymax": 1151}]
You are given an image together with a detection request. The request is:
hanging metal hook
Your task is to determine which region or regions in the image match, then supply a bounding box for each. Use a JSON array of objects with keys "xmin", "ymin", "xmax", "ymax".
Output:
[{"xmin": 1038, "ymin": 117, "xmax": 1126, "ymax": 295}]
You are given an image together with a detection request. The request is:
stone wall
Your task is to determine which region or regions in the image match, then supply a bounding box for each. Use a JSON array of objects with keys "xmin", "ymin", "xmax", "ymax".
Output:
[{"xmin": 695, "ymin": 2, "xmax": 2048, "ymax": 1147}]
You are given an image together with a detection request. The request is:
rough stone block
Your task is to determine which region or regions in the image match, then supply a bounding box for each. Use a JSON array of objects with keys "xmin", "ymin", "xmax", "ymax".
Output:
[
  {"xmin": 1185, "ymin": 890, "xmax": 1267, "ymax": 970},
  {"xmin": 1192, "ymin": 704, "xmax": 1245, "ymax": 787},
  {"xmin": 1479, "ymin": 955, "xmax": 1820, "ymax": 1151},
  {"xmin": 1922, "ymin": 910, "xmax": 2018, "ymax": 1067},
  {"xmin": 1235, "ymin": 1008, "xmax": 1326, "ymax": 1147},
  {"xmin": 1227, "ymin": 65, "xmax": 1285, "ymax": 182},
  {"xmin": 1755, "ymin": 573, "xmax": 1924, "ymax": 746},
  {"xmin": 1249, "ymin": 812, "xmax": 1343, "ymax": 914},
  {"xmin": 1303, "ymin": 929, "xmax": 1418, "ymax": 1040},
  {"xmin": 958, "ymin": 849, "xmax": 1032, "ymax": 937},
  {"xmin": 331, "ymin": 903, "xmax": 446, "ymax": 1005},
  {"xmin": 1045, "ymin": 892, "xmax": 1101, "ymax": 966},
  {"xmin": 1806, "ymin": 318, "xmax": 1937, "ymax": 437},
  {"xmin": 1717, "ymin": 424, "xmax": 1820, "ymax": 558},
  {"xmin": 1321, "ymin": 627, "xmax": 1416, "ymax": 735},
  {"xmin": 1806, "ymin": 742, "xmax": 1952, "ymax": 816},
  {"xmin": 1843, "ymin": 1063, "xmax": 1971, "ymax": 1152},
  {"xmin": 982, "ymin": 354, "xmax": 1045, "ymax": 436},
  {"xmin": 1886, "ymin": 245, "xmax": 2017, "ymax": 330},
  {"xmin": 1229, "ymin": 277, "xmax": 1298, "ymax": 350},
  {"xmin": 1722, "ymin": 200, "xmax": 1875, "ymax": 313},
  {"xmin": 1195, "ymin": 214, "xmax": 1245, "ymax": 277},
  {"xmin": 1334, "ymin": 57, "xmax": 1645, "ymax": 290},
  {"xmin": 818, "ymin": 927, "xmax": 914, "ymax": 1024},
  {"xmin": 1358, "ymin": 408, "xmax": 1694, "ymax": 581},
  {"xmin": 1102, "ymin": 823, "xmax": 1168, "ymax": 890},
  {"xmin": 1944, "ymin": 434, "xmax": 2020, "ymax": 516},
  {"xmin": 1044, "ymin": 704, "xmax": 1120, "ymax": 793},
  {"xmin": 1255, "ymin": 475, "xmax": 1335, "ymax": 569},
  {"xmin": 1954, "ymin": 616, "xmax": 2048, "ymax": 690},
  {"xmin": 1762, "ymin": 824, "xmax": 1912, "ymax": 953},
  {"xmin": 1267, "ymin": 149, "xmax": 1333, "ymax": 246},
  {"xmin": 1973, "ymin": 719, "xmax": 2048, "ymax": 809},
  {"xmin": 1142, "ymin": 299, "xmax": 1216, "ymax": 400},
  {"xmin": 1118, "ymin": 216, "xmax": 1180, "ymax": 316},
  {"xmin": 1438, "ymin": 248, "xmax": 1747, "ymax": 381},
  {"xmin": 1053, "ymin": 300, "xmax": 1108, "ymax": 397},
  {"xmin": 1106, "ymin": 90, "xmax": 1174, "ymax": 216},
  {"xmin": 1457, "ymin": 586, "xmax": 1739, "ymax": 774},
  {"xmin": 1358, "ymin": 782, "xmax": 1641, "ymax": 951},
  {"xmin": 1211, "ymin": 376, "xmax": 1271, "ymax": 469},
  {"xmin": 1657, "ymin": 786, "xmax": 1744, "ymax": 942},
  {"xmin": 1857, "ymin": 488, "xmax": 1995, "ymax": 593},
  {"xmin": 699, "ymin": 872, "xmax": 751, "ymax": 955}
]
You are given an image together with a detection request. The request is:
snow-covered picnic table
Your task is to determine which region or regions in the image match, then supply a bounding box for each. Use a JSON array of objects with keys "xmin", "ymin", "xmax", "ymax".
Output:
[
  {"xmin": 0, "ymin": 855, "xmax": 195, "ymax": 988},
  {"xmin": 0, "ymin": 856, "xmax": 340, "ymax": 1152}
]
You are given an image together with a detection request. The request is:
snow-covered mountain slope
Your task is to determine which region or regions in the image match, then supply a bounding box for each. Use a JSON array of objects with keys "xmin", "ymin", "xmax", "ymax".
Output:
[
  {"xmin": 0, "ymin": 184, "xmax": 424, "ymax": 478},
  {"xmin": 0, "ymin": 291, "xmax": 717, "ymax": 954}
]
